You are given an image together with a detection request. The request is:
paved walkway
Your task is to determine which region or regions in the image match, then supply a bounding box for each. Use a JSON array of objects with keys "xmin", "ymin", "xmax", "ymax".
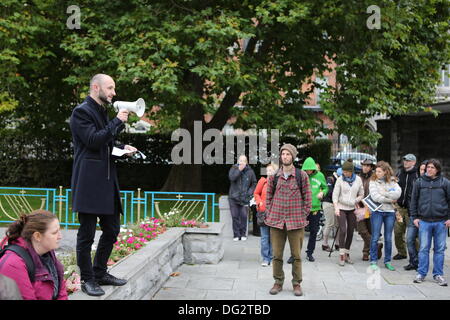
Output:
[
  {"xmin": 2, "ymin": 226, "xmax": 450, "ymax": 300},
  {"xmin": 153, "ymin": 231, "xmax": 450, "ymax": 300}
]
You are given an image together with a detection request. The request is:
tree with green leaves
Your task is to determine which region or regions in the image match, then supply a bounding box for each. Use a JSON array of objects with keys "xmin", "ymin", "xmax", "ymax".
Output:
[{"xmin": 1, "ymin": 0, "xmax": 449, "ymax": 191}]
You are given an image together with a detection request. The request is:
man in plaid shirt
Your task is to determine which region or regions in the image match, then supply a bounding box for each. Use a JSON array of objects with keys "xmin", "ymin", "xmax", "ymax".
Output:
[{"xmin": 265, "ymin": 144, "xmax": 312, "ymax": 296}]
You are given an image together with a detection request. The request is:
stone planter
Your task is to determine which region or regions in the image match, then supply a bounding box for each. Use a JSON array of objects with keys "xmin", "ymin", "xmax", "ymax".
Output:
[
  {"xmin": 183, "ymin": 223, "xmax": 224, "ymax": 264},
  {"xmin": 70, "ymin": 222, "xmax": 224, "ymax": 300}
]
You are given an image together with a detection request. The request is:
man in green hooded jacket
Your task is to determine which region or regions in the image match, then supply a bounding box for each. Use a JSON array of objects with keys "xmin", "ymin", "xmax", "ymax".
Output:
[
  {"xmin": 301, "ymin": 157, "xmax": 328, "ymax": 261},
  {"xmin": 287, "ymin": 157, "xmax": 328, "ymax": 262}
]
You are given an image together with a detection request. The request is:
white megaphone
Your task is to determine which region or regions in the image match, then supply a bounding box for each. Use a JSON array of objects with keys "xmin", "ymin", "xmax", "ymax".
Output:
[{"xmin": 113, "ymin": 98, "xmax": 146, "ymax": 117}]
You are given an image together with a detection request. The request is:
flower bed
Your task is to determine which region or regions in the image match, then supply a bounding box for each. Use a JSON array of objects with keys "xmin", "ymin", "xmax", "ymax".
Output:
[{"xmin": 62, "ymin": 216, "xmax": 206, "ymax": 295}]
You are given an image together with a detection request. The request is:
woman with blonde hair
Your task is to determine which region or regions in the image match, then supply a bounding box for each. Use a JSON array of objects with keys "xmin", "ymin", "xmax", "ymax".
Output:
[
  {"xmin": 254, "ymin": 163, "xmax": 279, "ymax": 266},
  {"xmin": 368, "ymin": 161, "xmax": 402, "ymax": 271}
]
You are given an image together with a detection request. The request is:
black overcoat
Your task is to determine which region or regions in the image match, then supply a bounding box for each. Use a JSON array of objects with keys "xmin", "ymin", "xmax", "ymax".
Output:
[{"xmin": 70, "ymin": 96, "xmax": 125, "ymax": 215}]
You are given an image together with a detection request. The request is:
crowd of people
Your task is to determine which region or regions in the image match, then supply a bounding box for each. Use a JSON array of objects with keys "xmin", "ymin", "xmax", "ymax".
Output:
[{"xmin": 229, "ymin": 146, "xmax": 450, "ymax": 296}]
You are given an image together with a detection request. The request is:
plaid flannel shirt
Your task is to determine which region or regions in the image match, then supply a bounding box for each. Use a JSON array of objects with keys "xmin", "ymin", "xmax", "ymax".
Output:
[{"xmin": 265, "ymin": 168, "xmax": 312, "ymax": 230}]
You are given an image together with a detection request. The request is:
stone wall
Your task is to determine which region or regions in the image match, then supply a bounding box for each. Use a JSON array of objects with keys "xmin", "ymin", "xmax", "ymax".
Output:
[
  {"xmin": 70, "ymin": 223, "xmax": 224, "ymax": 300},
  {"xmin": 183, "ymin": 223, "xmax": 225, "ymax": 264}
]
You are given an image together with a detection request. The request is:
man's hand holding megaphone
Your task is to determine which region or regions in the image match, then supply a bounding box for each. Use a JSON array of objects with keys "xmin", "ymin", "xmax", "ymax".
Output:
[{"xmin": 116, "ymin": 109, "xmax": 129, "ymax": 122}]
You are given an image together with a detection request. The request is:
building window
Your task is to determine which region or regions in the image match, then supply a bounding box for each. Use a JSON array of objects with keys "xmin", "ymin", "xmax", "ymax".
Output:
[{"xmin": 315, "ymin": 77, "xmax": 328, "ymax": 105}]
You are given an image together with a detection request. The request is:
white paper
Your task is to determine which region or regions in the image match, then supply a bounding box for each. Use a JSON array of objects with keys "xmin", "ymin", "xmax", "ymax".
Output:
[
  {"xmin": 112, "ymin": 147, "xmax": 134, "ymax": 157},
  {"xmin": 112, "ymin": 147, "xmax": 147, "ymax": 159}
]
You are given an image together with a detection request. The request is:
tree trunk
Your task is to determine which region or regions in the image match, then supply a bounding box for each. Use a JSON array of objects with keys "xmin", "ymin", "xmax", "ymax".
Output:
[
  {"xmin": 161, "ymin": 163, "xmax": 202, "ymax": 192},
  {"xmin": 160, "ymin": 37, "xmax": 262, "ymax": 192}
]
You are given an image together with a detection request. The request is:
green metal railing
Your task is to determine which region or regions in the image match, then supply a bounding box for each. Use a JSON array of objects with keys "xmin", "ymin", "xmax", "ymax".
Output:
[{"xmin": 0, "ymin": 187, "xmax": 219, "ymax": 229}]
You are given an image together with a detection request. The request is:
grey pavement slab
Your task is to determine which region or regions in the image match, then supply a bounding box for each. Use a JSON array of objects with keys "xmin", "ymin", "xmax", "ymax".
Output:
[{"xmin": 153, "ymin": 226, "xmax": 450, "ymax": 300}]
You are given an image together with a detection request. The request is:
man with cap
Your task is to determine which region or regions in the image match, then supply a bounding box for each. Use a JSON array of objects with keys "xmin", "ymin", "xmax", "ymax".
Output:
[
  {"xmin": 264, "ymin": 144, "xmax": 312, "ymax": 296},
  {"xmin": 394, "ymin": 154, "xmax": 418, "ymax": 262}
]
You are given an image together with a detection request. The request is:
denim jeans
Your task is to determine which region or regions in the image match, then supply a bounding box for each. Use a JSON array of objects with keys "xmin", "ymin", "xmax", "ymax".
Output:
[
  {"xmin": 406, "ymin": 219, "xmax": 419, "ymax": 267},
  {"xmin": 260, "ymin": 225, "xmax": 272, "ymax": 263},
  {"xmin": 370, "ymin": 211, "xmax": 395, "ymax": 264},
  {"xmin": 417, "ymin": 220, "xmax": 447, "ymax": 278}
]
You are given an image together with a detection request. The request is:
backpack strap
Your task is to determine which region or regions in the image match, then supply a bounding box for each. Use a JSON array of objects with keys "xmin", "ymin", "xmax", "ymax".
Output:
[
  {"xmin": 272, "ymin": 168, "xmax": 302, "ymax": 195},
  {"xmin": 0, "ymin": 245, "xmax": 35, "ymax": 283},
  {"xmin": 295, "ymin": 168, "xmax": 303, "ymax": 193}
]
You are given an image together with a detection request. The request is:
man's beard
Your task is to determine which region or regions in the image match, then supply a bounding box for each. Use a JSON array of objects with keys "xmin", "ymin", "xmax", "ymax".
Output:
[
  {"xmin": 282, "ymin": 159, "xmax": 293, "ymax": 166},
  {"xmin": 98, "ymin": 89, "xmax": 110, "ymax": 105}
]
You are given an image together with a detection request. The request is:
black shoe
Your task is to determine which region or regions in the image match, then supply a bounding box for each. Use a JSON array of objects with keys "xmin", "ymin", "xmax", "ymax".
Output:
[
  {"xmin": 403, "ymin": 264, "xmax": 418, "ymax": 271},
  {"xmin": 393, "ymin": 254, "xmax": 407, "ymax": 260},
  {"xmin": 307, "ymin": 254, "xmax": 315, "ymax": 262},
  {"xmin": 96, "ymin": 273, "xmax": 128, "ymax": 286},
  {"xmin": 81, "ymin": 280, "xmax": 105, "ymax": 296},
  {"xmin": 287, "ymin": 256, "xmax": 294, "ymax": 264}
]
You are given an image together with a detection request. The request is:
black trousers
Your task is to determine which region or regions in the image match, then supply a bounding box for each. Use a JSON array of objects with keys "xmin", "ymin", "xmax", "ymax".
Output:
[
  {"xmin": 229, "ymin": 200, "xmax": 248, "ymax": 238},
  {"xmin": 76, "ymin": 211, "xmax": 120, "ymax": 282},
  {"xmin": 306, "ymin": 211, "xmax": 322, "ymax": 255}
]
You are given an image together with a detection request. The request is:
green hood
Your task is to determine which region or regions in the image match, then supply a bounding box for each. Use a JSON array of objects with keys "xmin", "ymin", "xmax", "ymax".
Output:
[{"xmin": 302, "ymin": 157, "xmax": 317, "ymax": 171}]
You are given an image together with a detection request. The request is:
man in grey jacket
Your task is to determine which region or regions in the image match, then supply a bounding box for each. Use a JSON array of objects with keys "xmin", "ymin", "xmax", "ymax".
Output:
[{"xmin": 410, "ymin": 159, "xmax": 450, "ymax": 286}]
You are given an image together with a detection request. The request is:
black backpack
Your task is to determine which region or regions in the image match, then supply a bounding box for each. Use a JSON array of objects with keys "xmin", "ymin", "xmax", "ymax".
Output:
[
  {"xmin": 0, "ymin": 245, "xmax": 35, "ymax": 282},
  {"xmin": 272, "ymin": 167, "xmax": 303, "ymax": 195}
]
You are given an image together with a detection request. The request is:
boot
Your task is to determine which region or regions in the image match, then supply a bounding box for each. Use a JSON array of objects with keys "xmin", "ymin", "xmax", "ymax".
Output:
[
  {"xmin": 269, "ymin": 283, "xmax": 283, "ymax": 295},
  {"xmin": 345, "ymin": 253, "xmax": 354, "ymax": 264},
  {"xmin": 339, "ymin": 254, "xmax": 345, "ymax": 266},
  {"xmin": 293, "ymin": 284, "xmax": 303, "ymax": 296},
  {"xmin": 377, "ymin": 243, "xmax": 383, "ymax": 260}
]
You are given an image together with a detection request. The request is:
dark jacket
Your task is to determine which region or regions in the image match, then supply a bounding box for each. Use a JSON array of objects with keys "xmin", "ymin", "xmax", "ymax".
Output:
[
  {"xmin": 410, "ymin": 174, "xmax": 450, "ymax": 222},
  {"xmin": 70, "ymin": 96, "xmax": 125, "ymax": 215},
  {"xmin": 323, "ymin": 175, "xmax": 336, "ymax": 203},
  {"xmin": 396, "ymin": 166, "xmax": 418, "ymax": 209},
  {"xmin": 228, "ymin": 164, "xmax": 257, "ymax": 206}
]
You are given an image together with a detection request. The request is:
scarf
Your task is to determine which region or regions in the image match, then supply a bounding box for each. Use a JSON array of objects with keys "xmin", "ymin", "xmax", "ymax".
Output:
[{"xmin": 343, "ymin": 173, "xmax": 356, "ymax": 186}]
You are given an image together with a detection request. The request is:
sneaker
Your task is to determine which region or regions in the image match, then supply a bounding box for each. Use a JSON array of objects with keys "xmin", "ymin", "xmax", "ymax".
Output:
[
  {"xmin": 233, "ymin": 237, "xmax": 239, "ymax": 241},
  {"xmin": 414, "ymin": 274, "xmax": 425, "ymax": 283},
  {"xmin": 261, "ymin": 261, "xmax": 269, "ymax": 267},
  {"xmin": 287, "ymin": 256, "xmax": 294, "ymax": 264},
  {"xmin": 433, "ymin": 275, "xmax": 448, "ymax": 286},
  {"xmin": 393, "ymin": 254, "xmax": 407, "ymax": 260},
  {"xmin": 403, "ymin": 264, "xmax": 418, "ymax": 271},
  {"xmin": 241, "ymin": 237, "xmax": 247, "ymax": 241},
  {"xmin": 385, "ymin": 263, "xmax": 395, "ymax": 271},
  {"xmin": 306, "ymin": 254, "xmax": 315, "ymax": 262},
  {"xmin": 370, "ymin": 263, "xmax": 379, "ymax": 271}
]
